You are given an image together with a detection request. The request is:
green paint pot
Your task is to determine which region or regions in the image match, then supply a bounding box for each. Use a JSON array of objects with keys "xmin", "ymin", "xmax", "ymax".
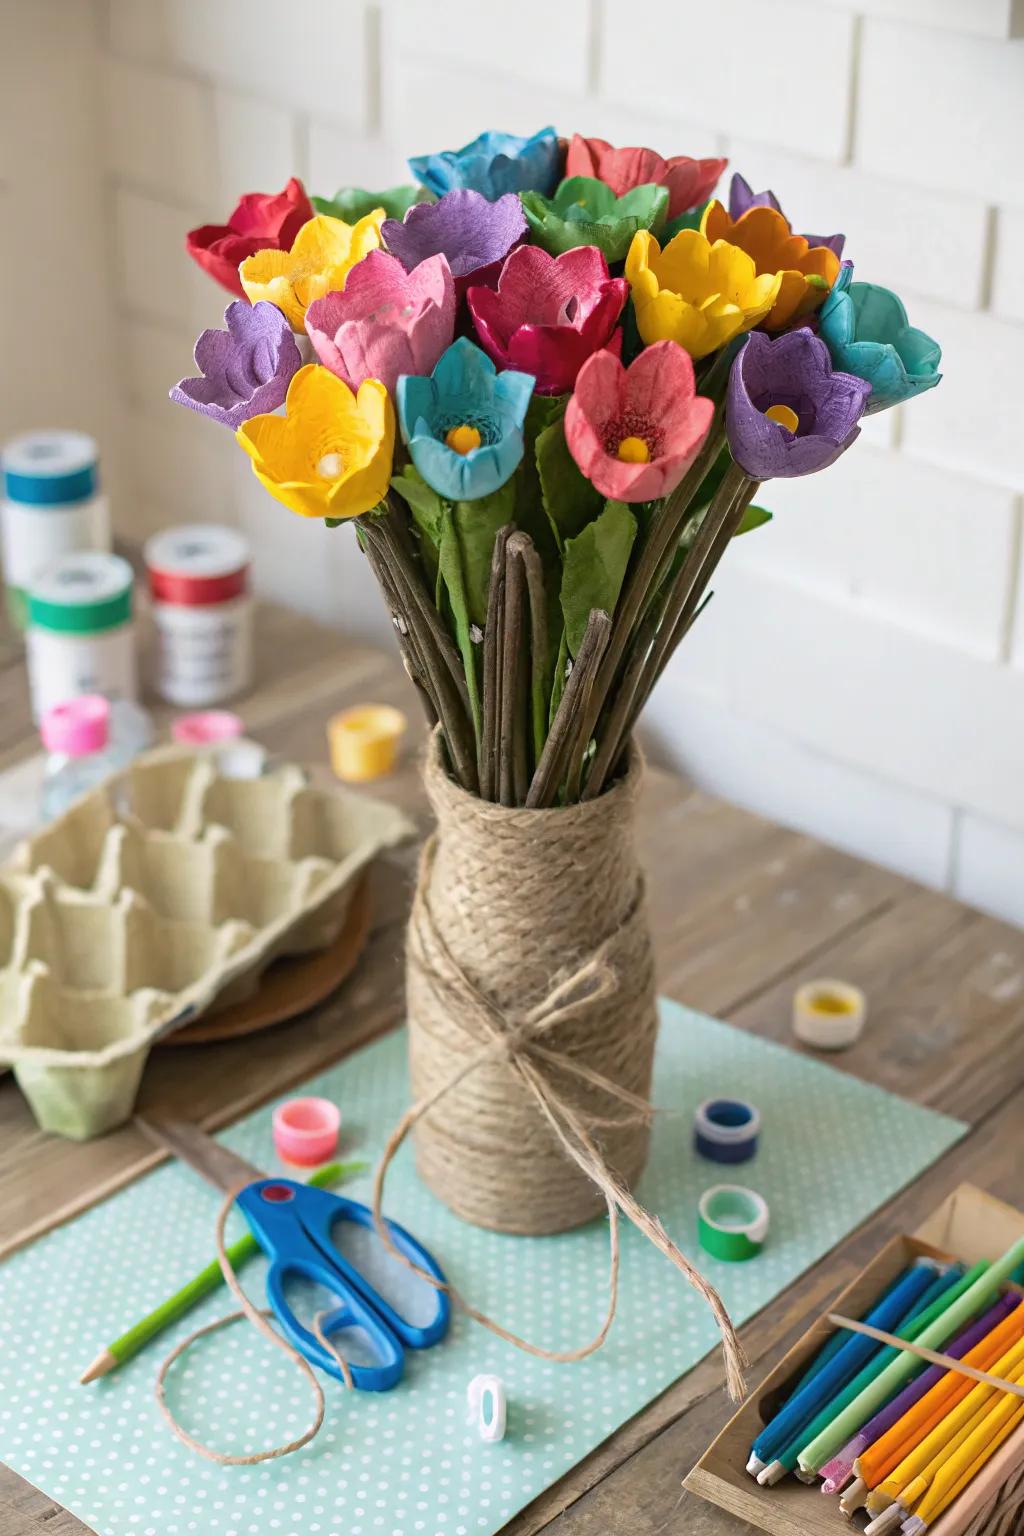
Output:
[{"xmin": 697, "ymin": 1184, "xmax": 770, "ymax": 1262}]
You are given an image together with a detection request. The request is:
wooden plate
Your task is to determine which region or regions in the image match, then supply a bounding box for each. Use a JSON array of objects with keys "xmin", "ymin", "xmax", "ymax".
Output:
[{"xmin": 159, "ymin": 874, "xmax": 372, "ymax": 1045}]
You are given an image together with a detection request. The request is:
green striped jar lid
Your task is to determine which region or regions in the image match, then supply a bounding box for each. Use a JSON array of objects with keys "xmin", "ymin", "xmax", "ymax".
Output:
[{"xmin": 27, "ymin": 551, "xmax": 134, "ymax": 634}]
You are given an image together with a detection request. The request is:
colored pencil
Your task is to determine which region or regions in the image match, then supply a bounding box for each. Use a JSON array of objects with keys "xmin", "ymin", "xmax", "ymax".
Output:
[
  {"xmin": 79, "ymin": 1159, "xmax": 365, "ymax": 1383},
  {"xmin": 797, "ymin": 1236, "xmax": 1024, "ymax": 1476},
  {"xmin": 903, "ymin": 1387, "xmax": 1024, "ymax": 1533},
  {"xmin": 928, "ymin": 1417, "xmax": 1024, "ymax": 1536}
]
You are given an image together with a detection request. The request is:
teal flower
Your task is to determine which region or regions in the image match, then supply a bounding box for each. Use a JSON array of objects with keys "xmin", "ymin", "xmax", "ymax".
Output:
[
  {"xmin": 520, "ymin": 176, "xmax": 668, "ymax": 262},
  {"xmin": 409, "ymin": 127, "xmax": 561, "ymax": 201},
  {"xmin": 396, "ymin": 338, "xmax": 534, "ymax": 501},
  {"xmin": 312, "ymin": 184, "xmax": 432, "ymax": 223},
  {"xmin": 818, "ymin": 265, "xmax": 941, "ymax": 414}
]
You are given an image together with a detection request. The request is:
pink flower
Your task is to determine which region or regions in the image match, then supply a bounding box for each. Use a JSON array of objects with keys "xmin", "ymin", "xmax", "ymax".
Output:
[
  {"xmin": 304, "ymin": 249, "xmax": 455, "ymax": 394},
  {"xmin": 467, "ymin": 245, "xmax": 628, "ymax": 396},
  {"xmin": 564, "ymin": 341, "xmax": 714, "ymax": 501},
  {"xmin": 566, "ymin": 135, "xmax": 726, "ymax": 220}
]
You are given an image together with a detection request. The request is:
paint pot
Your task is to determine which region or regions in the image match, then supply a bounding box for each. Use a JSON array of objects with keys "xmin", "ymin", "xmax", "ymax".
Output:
[
  {"xmin": 467, "ymin": 1374, "xmax": 507, "ymax": 1443},
  {"xmin": 25, "ymin": 551, "xmax": 136, "ymax": 722},
  {"xmin": 328, "ymin": 704, "xmax": 407, "ymax": 782},
  {"xmin": 1, "ymin": 430, "xmax": 110, "ymax": 628},
  {"xmin": 697, "ymin": 1184, "xmax": 769, "ymax": 1262},
  {"xmin": 793, "ymin": 979, "xmax": 867, "ymax": 1051},
  {"xmin": 272, "ymin": 1097, "xmax": 341, "ymax": 1167},
  {"xmin": 694, "ymin": 1097, "xmax": 761, "ymax": 1164},
  {"xmin": 144, "ymin": 524, "xmax": 252, "ymax": 707},
  {"xmin": 171, "ymin": 710, "xmax": 245, "ymax": 746}
]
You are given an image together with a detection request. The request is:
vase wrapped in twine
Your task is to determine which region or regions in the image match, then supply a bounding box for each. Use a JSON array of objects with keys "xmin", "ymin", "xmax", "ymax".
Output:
[{"xmin": 388, "ymin": 730, "xmax": 747, "ymax": 1400}]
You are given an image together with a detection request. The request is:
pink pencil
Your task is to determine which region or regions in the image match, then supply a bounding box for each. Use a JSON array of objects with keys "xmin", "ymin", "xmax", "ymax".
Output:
[{"xmin": 927, "ymin": 1417, "xmax": 1024, "ymax": 1536}]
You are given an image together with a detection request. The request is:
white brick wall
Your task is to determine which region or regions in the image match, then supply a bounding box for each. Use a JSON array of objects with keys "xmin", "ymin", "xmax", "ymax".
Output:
[{"xmin": 13, "ymin": 1, "xmax": 1024, "ymax": 927}]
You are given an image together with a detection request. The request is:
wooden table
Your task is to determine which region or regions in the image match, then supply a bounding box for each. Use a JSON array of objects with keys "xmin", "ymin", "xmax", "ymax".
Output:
[{"xmin": 2, "ymin": 600, "xmax": 1022, "ymax": 1536}]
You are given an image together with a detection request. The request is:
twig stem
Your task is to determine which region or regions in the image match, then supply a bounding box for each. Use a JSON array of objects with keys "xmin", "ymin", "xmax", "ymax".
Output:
[
  {"xmin": 506, "ymin": 532, "xmax": 549, "ymax": 771},
  {"xmin": 526, "ymin": 610, "xmax": 612, "ymax": 809},
  {"xmin": 479, "ymin": 526, "xmax": 512, "ymax": 801},
  {"xmin": 498, "ymin": 541, "xmax": 526, "ymax": 807}
]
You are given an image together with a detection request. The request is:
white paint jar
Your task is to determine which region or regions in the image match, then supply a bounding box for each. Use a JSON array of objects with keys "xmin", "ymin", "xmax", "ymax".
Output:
[
  {"xmin": 144, "ymin": 524, "xmax": 252, "ymax": 707},
  {"xmin": 26, "ymin": 551, "xmax": 137, "ymax": 722}
]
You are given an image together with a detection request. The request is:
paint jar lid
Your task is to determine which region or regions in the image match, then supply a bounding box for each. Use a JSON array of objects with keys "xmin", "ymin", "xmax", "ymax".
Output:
[
  {"xmin": 27, "ymin": 551, "xmax": 134, "ymax": 634},
  {"xmin": 40, "ymin": 695, "xmax": 110, "ymax": 756},
  {"xmin": 2, "ymin": 430, "xmax": 99, "ymax": 506},
  {"xmin": 144, "ymin": 524, "xmax": 250, "ymax": 606}
]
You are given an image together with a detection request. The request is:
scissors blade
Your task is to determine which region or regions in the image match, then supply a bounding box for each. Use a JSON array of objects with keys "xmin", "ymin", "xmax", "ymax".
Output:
[{"xmin": 137, "ymin": 1114, "xmax": 266, "ymax": 1193}]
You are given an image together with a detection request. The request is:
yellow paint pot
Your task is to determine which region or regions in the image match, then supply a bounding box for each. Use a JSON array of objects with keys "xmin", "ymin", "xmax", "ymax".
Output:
[
  {"xmin": 792, "ymin": 978, "xmax": 866, "ymax": 1051},
  {"xmin": 328, "ymin": 704, "xmax": 407, "ymax": 783}
]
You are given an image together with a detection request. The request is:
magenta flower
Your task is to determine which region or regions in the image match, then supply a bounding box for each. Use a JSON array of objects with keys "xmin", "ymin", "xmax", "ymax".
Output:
[
  {"xmin": 468, "ymin": 245, "xmax": 628, "ymax": 396},
  {"xmin": 381, "ymin": 189, "xmax": 527, "ymax": 298},
  {"xmin": 565, "ymin": 341, "xmax": 714, "ymax": 501},
  {"xmin": 169, "ymin": 300, "xmax": 301, "ymax": 430},
  {"xmin": 304, "ymin": 249, "xmax": 455, "ymax": 394}
]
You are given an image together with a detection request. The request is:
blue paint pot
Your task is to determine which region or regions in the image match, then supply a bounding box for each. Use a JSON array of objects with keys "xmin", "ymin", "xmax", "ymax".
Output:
[{"xmin": 694, "ymin": 1097, "xmax": 761, "ymax": 1164}]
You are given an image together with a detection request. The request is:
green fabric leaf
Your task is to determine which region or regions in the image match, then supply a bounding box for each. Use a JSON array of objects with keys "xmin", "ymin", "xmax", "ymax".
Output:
[
  {"xmin": 391, "ymin": 466, "xmax": 444, "ymax": 591},
  {"xmin": 662, "ymin": 200, "xmax": 710, "ymax": 242},
  {"xmin": 536, "ymin": 415, "xmax": 603, "ymax": 548},
  {"xmin": 435, "ymin": 507, "xmax": 481, "ymax": 741},
  {"xmin": 450, "ymin": 484, "xmax": 516, "ymax": 627},
  {"xmin": 560, "ymin": 499, "xmax": 637, "ymax": 657},
  {"xmin": 312, "ymin": 185, "xmax": 431, "ymax": 222},
  {"xmin": 736, "ymin": 504, "xmax": 772, "ymax": 535}
]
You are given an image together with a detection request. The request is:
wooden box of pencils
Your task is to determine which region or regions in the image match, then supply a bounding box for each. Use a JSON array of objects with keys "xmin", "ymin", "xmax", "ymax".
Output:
[{"xmin": 685, "ymin": 1184, "xmax": 1024, "ymax": 1536}]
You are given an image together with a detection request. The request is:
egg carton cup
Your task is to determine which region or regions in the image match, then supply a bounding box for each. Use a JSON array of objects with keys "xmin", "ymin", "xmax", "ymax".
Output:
[{"xmin": 0, "ymin": 748, "xmax": 413, "ymax": 1139}]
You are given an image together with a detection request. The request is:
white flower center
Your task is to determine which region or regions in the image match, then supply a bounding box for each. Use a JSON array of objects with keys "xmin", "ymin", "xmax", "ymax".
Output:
[{"xmin": 317, "ymin": 452, "xmax": 344, "ymax": 479}]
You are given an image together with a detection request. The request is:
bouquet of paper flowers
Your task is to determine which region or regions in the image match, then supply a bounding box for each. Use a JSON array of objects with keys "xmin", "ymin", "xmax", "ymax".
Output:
[{"xmin": 174, "ymin": 125, "xmax": 941, "ymax": 810}]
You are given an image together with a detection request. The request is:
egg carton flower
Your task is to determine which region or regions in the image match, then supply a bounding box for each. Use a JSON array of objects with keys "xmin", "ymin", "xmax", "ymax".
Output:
[
  {"xmin": 409, "ymin": 127, "xmax": 561, "ymax": 201},
  {"xmin": 186, "ymin": 177, "xmax": 313, "ymax": 298},
  {"xmin": 565, "ymin": 341, "xmax": 714, "ymax": 501},
  {"xmin": 396, "ymin": 338, "xmax": 534, "ymax": 502},
  {"xmin": 626, "ymin": 228, "xmax": 780, "ymax": 359},
  {"xmin": 305, "ymin": 250, "xmax": 456, "ymax": 395},
  {"xmin": 236, "ymin": 364, "xmax": 394, "ymax": 520},
  {"xmin": 566, "ymin": 135, "xmax": 726, "ymax": 220},
  {"xmin": 239, "ymin": 212, "xmax": 384, "ymax": 332},
  {"xmin": 169, "ymin": 301, "xmax": 302, "ymax": 430},
  {"xmin": 728, "ymin": 173, "xmax": 845, "ymax": 259},
  {"xmin": 468, "ymin": 245, "xmax": 628, "ymax": 396},
  {"xmin": 726, "ymin": 328, "xmax": 871, "ymax": 479},
  {"xmin": 313, "ymin": 184, "xmax": 431, "ymax": 224},
  {"xmin": 701, "ymin": 200, "xmax": 841, "ymax": 330},
  {"xmin": 382, "ymin": 189, "xmax": 527, "ymax": 297},
  {"xmin": 520, "ymin": 176, "xmax": 668, "ymax": 263},
  {"xmin": 817, "ymin": 264, "xmax": 941, "ymax": 413}
]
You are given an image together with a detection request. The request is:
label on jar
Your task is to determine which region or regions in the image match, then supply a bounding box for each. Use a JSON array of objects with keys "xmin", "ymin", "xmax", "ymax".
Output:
[
  {"xmin": 150, "ymin": 596, "xmax": 253, "ymax": 707},
  {"xmin": 27, "ymin": 623, "xmax": 137, "ymax": 722}
]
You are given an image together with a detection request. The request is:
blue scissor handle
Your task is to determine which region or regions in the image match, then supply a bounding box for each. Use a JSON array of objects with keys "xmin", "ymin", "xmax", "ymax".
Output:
[{"xmin": 235, "ymin": 1179, "xmax": 449, "ymax": 1391}]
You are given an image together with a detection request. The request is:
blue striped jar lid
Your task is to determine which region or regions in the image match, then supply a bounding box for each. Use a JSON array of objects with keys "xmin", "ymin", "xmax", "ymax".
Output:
[{"xmin": 2, "ymin": 430, "xmax": 98, "ymax": 506}]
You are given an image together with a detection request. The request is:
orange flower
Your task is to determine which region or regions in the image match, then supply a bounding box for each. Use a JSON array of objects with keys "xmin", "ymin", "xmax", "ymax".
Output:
[{"xmin": 700, "ymin": 200, "xmax": 840, "ymax": 330}]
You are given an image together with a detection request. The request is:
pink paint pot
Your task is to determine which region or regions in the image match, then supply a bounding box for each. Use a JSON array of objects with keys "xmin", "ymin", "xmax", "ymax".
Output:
[
  {"xmin": 171, "ymin": 710, "xmax": 244, "ymax": 745},
  {"xmin": 272, "ymin": 1097, "xmax": 341, "ymax": 1167}
]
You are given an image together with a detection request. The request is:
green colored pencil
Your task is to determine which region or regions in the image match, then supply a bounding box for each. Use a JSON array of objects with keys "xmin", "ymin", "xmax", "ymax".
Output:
[{"xmin": 79, "ymin": 1159, "xmax": 367, "ymax": 1383}]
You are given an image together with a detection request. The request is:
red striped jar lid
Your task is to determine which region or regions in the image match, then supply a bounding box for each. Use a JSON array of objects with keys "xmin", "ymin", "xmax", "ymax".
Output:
[{"xmin": 144, "ymin": 524, "xmax": 250, "ymax": 606}]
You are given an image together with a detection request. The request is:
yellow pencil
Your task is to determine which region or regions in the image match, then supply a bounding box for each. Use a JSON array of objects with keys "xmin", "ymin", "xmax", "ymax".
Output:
[
  {"xmin": 865, "ymin": 1335, "xmax": 1024, "ymax": 1517},
  {"xmin": 928, "ymin": 1417, "xmax": 1024, "ymax": 1536},
  {"xmin": 902, "ymin": 1396, "xmax": 1024, "ymax": 1534}
]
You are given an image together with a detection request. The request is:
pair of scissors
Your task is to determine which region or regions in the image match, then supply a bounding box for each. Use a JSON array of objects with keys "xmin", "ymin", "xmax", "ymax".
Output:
[{"xmin": 142, "ymin": 1115, "xmax": 449, "ymax": 1391}]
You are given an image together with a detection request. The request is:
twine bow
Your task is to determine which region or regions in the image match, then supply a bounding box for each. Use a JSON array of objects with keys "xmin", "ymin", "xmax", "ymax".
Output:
[{"xmin": 371, "ymin": 836, "xmax": 748, "ymax": 1399}]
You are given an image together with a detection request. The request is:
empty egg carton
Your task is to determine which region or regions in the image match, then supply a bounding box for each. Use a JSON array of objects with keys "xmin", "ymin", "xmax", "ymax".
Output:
[{"xmin": 0, "ymin": 749, "xmax": 413, "ymax": 1138}]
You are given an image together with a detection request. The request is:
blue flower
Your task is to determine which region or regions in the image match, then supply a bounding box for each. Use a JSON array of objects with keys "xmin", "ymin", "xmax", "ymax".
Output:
[
  {"xmin": 818, "ymin": 264, "xmax": 941, "ymax": 414},
  {"xmin": 396, "ymin": 338, "xmax": 534, "ymax": 501},
  {"xmin": 408, "ymin": 127, "xmax": 561, "ymax": 202}
]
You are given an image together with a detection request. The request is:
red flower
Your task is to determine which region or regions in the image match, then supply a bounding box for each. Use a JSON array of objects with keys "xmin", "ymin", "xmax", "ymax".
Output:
[
  {"xmin": 565, "ymin": 135, "xmax": 726, "ymax": 220},
  {"xmin": 467, "ymin": 245, "xmax": 627, "ymax": 396},
  {"xmin": 186, "ymin": 178, "xmax": 314, "ymax": 298}
]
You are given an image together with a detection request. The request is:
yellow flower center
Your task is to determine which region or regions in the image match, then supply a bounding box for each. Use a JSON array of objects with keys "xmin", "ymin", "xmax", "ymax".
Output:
[
  {"xmin": 765, "ymin": 403, "xmax": 799, "ymax": 433},
  {"xmin": 316, "ymin": 451, "xmax": 344, "ymax": 479},
  {"xmin": 616, "ymin": 436, "xmax": 650, "ymax": 464},
  {"xmin": 445, "ymin": 424, "xmax": 482, "ymax": 455}
]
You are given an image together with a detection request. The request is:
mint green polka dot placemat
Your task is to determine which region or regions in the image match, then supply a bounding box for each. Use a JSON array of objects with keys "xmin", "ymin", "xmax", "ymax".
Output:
[{"xmin": 0, "ymin": 999, "xmax": 964, "ymax": 1536}]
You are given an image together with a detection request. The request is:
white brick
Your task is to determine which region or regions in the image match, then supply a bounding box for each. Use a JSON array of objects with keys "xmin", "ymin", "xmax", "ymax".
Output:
[
  {"xmin": 214, "ymin": 89, "xmax": 299, "ymax": 205},
  {"xmin": 307, "ymin": 122, "xmax": 407, "ymax": 200},
  {"xmin": 827, "ymin": 0, "xmax": 1024, "ymax": 40},
  {"xmin": 163, "ymin": 0, "xmax": 371, "ymax": 125},
  {"xmin": 855, "ymin": 22, "xmax": 1024, "ymax": 202},
  {"xmin": 1009, "ymin": 516, "xmax": 1024, "ymax": 667},
  {"xmin": 642, "ymin": 689, "xmax": 954, "ymax": 888},
  {"xmin": 113, "ymin": 188, "xmax": 226, "ymax": 333},
  {"xmin": 386, "ymin": 59, "xmax": 587, "ymax": 153},
  {"xmin": 104, "ymin": 0, "xmax": 172, "ymax": 61},
  {"xmin": 666, "ymin": 563, "xmax": 1024, "ymax": 831},
  {"xmin": 389, "ymin": 0, "xmax": 593, "ymax": 93},
  {"xmin": 953, "ymin": 812, "xmax": 1024, "ymax": 927},
  {"xmin": 898, "ymin": 300, "xmax": 1024, "ymax": 492},
  {"xmin": 731, "ymin": 447, "xmax": 1018, "ymax": 659},
  {"xmin": 125, "ymin": 318, "xmax": 203, "ymax": 414},
  {"xmin": 600, "ymin": 0, "xmax": 856, "ymax": 161},
  {"xmin": 578, "ymin": 101, "xmax": 725, "ymax": 165},
  {"xmin": 119, "ymin": 409, "xmax": 236, "ymax": 542},
  {"xmin": 103, "ymin": 57, "xmax": 216, "ymax": 207},
  {"xmin": 723, "ymin": 140, "xmax": 989, "ymax": 309},
  {"xmin": 991, "ymin": 206, "xmax": 1024, "ymax": 323}
]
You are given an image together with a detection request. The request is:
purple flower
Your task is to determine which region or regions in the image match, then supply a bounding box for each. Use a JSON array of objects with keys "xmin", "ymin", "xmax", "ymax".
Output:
[
  {"xmin": 729, "ymin": 172, "xmax": 845, "ymax": 259},
  {"xmin": 381, "ymin": 188, "xmax": 527, "ymax": 298},
  {"xmin": 726, "ymin": 328, "xmax": 871, "ymax": 479},
  {"xmin": 170, "ymin": 301, "xmax": 301, "ymax": 430}
]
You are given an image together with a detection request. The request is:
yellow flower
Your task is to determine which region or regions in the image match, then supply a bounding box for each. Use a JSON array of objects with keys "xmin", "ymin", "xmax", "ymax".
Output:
[
  {"xmin": 239, "ymin": 211, "xmax": 384, "ymax": 331},
  {"xmin": 625, "ymin": 228, "xmax": 782, "ymax": 358},
  {"xmin": 236, "ymin": 364, "xmax": 395, "ymax": 521}
]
